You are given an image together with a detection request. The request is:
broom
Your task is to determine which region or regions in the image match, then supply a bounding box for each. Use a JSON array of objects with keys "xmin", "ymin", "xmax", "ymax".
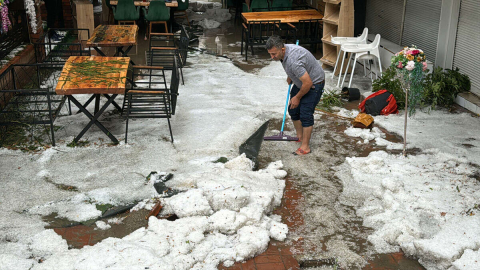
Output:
[{"xmin": 264, "ymin": 83, "xmax": 299, "ymax": 141}]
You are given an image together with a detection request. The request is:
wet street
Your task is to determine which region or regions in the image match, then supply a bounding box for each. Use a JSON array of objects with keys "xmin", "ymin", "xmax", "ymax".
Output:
[{"xmin": 42, "ymin": 7, "xmax": 427, "ymax": 269}]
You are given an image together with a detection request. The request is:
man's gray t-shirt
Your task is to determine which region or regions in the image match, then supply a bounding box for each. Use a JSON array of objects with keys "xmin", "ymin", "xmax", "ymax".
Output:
[{"xmin": 281, "ymin": 44, "xmax": 325, "ymax": 88}]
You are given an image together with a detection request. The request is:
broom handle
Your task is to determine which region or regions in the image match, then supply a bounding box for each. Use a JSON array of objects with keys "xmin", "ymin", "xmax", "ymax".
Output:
[
  {"xmin": 280, "ymin": 41, "xmax": 299, "ymax": 134},
  {"xmin": 281, "ymin": 84, "xmax": 292, "ymax": 133}
]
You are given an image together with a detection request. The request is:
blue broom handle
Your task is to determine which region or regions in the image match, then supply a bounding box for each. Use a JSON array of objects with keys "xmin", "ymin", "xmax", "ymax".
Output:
[
  {"xmin": 281, "ymin": 40, "xmax": 299, "ymax": 133},
  {"xmin": 281, "ymin": 84, "xmax": 292, "ymax": 133}
]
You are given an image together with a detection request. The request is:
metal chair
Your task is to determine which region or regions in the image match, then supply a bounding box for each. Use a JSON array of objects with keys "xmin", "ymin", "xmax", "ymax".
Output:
[
  {"xmin": 242, "ymin": 20, "xmax": 281, "ymax": 61},
  {"xmin": 0, "ymin": 63, "xmax": 69, "ymax": 146},
  {"xmin": 146, "ymin": 27, "xmax": 189, "ymax": 85},
  {"xmin": 124, "ymin": 64, "xmax": 180, "ymax": 143},
  {"xmin": 288, "ymin": 19, "xmax": 323, "ymax": 52},
  {"xmin": 34, "ymin": 28, "xmax": 91, "ymax": 63}
]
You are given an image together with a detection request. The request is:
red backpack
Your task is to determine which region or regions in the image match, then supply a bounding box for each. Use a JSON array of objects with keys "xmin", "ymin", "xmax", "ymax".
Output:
[{"xmin": 358, "ymin": 90, "xmax": 399, "ymax": 116}]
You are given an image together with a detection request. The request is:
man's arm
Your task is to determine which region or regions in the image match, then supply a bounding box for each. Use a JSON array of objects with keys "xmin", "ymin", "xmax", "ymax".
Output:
[{"xmin": 289, "ymin": 71, "xmax": 313, "ymax": 109}]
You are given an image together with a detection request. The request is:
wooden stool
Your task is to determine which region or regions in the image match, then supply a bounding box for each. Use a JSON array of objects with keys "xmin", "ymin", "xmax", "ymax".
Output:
[{"xmin": 148, "ymin": 21, "xmax": 169, "ymax": 40}]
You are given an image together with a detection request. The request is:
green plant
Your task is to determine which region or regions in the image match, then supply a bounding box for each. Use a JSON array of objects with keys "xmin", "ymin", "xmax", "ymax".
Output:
[
  {"xmin": 317, "ymin": 90, "xmax": 343, "ymax": 111},
  {"xmin": 372, "ymin": 66, "xmax": 405, "ymax": 108},
  {"xmin": 422, "ymin": 67, "xmax": 471, "ymax": 109}
]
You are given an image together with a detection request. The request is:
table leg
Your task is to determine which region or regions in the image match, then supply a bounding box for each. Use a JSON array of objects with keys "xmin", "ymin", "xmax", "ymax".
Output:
[
  {"xmin": 95, "ymin": 94, "xmax": 100, "ymax": 115},
  {"xmin": 68, "ymin": 95, "xmax": 119, "ymax": 144},
  {"xmin": 76, "ymin": 94, "xmax": 96, "ymax": 114},
  {"xmin": 117, "ymin": 46, "xmax": 136, "ymax": 65},
  {"xmin": 103, "ymin": 94, "xmax": 122, "ymax": 112},
  {"xmin": 93, "ymin": 47, "xmax": 107, "ymax": 56}
]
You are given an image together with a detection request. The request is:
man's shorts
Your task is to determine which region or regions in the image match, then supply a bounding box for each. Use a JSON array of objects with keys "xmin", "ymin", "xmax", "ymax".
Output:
[{"xmin": 288, "ymin": 82, "xmax": 324, "ymax": 127}]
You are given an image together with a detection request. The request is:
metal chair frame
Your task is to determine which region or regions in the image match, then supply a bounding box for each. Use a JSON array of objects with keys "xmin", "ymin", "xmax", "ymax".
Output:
[
  {"xmin": 34, "ymin": 28, "xmax": 91, "ymax": 64},
  {"xmin": 124, "ymin": 63, "xmax": 180, "ymax": 143},
  {"xmin": 146, "ymin": 27, "xmax": 189, "ymax": 85},
  {"xmin": 289, "ymin": 19, "xmax": 323, "ymax": 53},
  {"xmin": 0, "ymin": 63, "xmax": 69, "ymax": 146},
  {"xmin": 242, "ymin": 20, "xmax": 282, "ymax": 61}
]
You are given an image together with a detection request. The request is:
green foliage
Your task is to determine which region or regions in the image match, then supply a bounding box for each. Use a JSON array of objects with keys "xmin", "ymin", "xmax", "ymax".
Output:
[
  {"xmin": 96, "ymin": 204, "xmax": 114, "ymax": 214},
  {"xmin": 67, "ymin": 140, "xmax": 90, "ymax": 147},
  {"xmin": 373, "ymin": 66, "xmax": 471, "ymax": 111},
  {"xmin": 422, "ymin": 67, "xmax": 471, "ymax": 109},
  {"xmin": 317, "ymin": 90, "xmax": 343, "ymax": 111},
  {"xmin": 372, "ymin": 66, "xmax": 405, "ymax": 108},
  {"xmin": 214, "ymin": 157, "xmax": 228, "ymax": 163}
]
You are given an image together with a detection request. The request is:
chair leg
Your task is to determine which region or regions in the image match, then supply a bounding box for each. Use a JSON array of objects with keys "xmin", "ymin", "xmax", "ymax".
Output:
[
  {"xmin": 348, "ymin": 57, "xmax": 358, "ymax": 88},
  {"xmin": 241, "ymin": 28, "xmax": 244, "ymax": 55},
  {"xmin": 180, "ymin": 66, "xmax": 184, "ymax": 85},
  {"xmin": 378, "ymin": 56, "xmax": 383, "ymax": 76},
  {"xmin": 167, "ymin": 117, "xmax": 174, "ymax": 142},
  {"xmin": 332, "ymin": 49, "xmax": 341, "ymax": 79},
  {"xmin": 341, "ymin": 54, "xmax": 353, "ymax": 88},
  {"xmin": 125, "ymin": 94, "xmax": 132, "ymax": 143},
  {"xmin": 336, "ymin": 51, "xmax": 347, "ymax": 87},
  {"xmin": 370, "ymin": 60, "xmax": 373, "ymax": 80}
]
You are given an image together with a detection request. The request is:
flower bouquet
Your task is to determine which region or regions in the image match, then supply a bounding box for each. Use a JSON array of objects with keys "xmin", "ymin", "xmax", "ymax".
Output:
[
  {"xmin": 1, "ymin": 0, "xmax": 12, "ymax": 34},
  {"xmin": 391, "ymin": 46, "xmax": 428, "ymax": 156}
]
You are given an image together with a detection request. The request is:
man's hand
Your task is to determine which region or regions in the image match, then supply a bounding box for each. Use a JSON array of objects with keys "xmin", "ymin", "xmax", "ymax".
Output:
[
  {"xmin": 287, "ymin": 77, "xmax": 292, "ymax": 85},
  {"xmin": 289, "ymin": 96, "xmax": 300, "ymax": 109}
]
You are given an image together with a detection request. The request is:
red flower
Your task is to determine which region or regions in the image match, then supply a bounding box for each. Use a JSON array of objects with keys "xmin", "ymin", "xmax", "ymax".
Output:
[{"xmin": 411, "ymin": 50, "xmax": 420, "ymax": 55}]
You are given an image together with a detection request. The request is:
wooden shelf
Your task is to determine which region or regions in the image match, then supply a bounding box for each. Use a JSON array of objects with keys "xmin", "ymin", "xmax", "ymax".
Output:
[
  {"xmin": 322, "ymin": 0, "xmax": 353, "ymax": 75},
  {"xmin": 322, "ymin": 12, "xmax": 339, "ymax": 25},
  {"xmin": 320, "ymin": 50, "xmax": 338, "ymax": 67},
  {"xmin": 321, "ymin": 29, "xmax": 337, "ymax": 45}
]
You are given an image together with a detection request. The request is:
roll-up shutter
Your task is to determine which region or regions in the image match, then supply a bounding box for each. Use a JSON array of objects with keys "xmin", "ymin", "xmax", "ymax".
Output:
[
  {"xmin": 401, "ymin": 0, "xmax": 442, "ymax": 63},
  {"xmin": 453, "ymin": 0, "xmax": 480, "ymax": 96},
  {"xmin": 365, "ymin": 0, "xmax": 404, "ymax": 45}
]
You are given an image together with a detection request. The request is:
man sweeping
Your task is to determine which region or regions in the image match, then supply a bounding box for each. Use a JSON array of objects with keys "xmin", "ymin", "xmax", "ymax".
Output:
[{"xmin": 265, "ymin": 36, "xmax": 325, "ymax": 155}]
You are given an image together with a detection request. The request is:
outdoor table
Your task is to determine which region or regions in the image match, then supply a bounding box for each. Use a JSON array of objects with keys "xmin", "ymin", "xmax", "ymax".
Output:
[
  {"xmin": 55, "ymin": 56, "xmax": 130, "ymax": 144},
  {"xmin": 109, "ymin": 0, "xmax": 178, "ymax": 7},
  {"xmin": 241, "ymin": 9, "xmax": 323, "ymax": 24},
  {"xmin": 86, "ymin": 25, "xmax": 138, "ymax": 65}
]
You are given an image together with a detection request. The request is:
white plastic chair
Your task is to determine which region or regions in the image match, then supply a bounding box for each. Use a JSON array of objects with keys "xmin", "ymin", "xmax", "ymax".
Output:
[
  {"xmin": 331, "ymin": 27, "xmax": 368, "ymax": 87},
  {"xmin": 339, "ymin": 34, "xmax": 382, "ymax": 88}
]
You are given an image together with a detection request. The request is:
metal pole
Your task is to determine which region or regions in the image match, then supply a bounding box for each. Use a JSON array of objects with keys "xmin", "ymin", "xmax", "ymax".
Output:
[
  {"xmin": 403, "ymin": 86, "xmax": 408, "ymax": 156},
  {"xmin": 399, "ymin": 0, "xmax": 408, "ymax": 45}
]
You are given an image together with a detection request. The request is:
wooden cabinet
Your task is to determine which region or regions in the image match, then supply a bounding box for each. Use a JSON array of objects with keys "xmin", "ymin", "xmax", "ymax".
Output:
[
  {"xmin": 320, "ymin": 0, "xmax": 354, "ymax": 75},
  {"xmin": 71, "ymin": 0, "xmax": 94, "ymax": 41}
]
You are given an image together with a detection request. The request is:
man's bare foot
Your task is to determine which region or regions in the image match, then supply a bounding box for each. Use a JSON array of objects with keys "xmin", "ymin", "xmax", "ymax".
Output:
[{"xmin": 293, "ymin": 148, "xmax": 311, "ymax": 155}]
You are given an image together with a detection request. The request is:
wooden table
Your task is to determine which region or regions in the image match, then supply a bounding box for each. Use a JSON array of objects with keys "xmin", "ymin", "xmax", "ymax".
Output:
[
  {"xmin": 242, "ymin": 9, "xmax": 323, "ymax": 24},
  {"xmin": 86, "ymin": 25, "xmax": 138, "ymax": 65},
  {"xmin": 109, "ymin": 0, "xmax": 178, "ymax": 7},
  {"xmin": 56, "ymin": 56, "xmax": 130, "ymax": 144}
]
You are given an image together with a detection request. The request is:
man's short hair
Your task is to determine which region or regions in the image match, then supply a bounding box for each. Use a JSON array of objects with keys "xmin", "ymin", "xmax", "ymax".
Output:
[{"xmin": 265, "ymin": 35, "xmax": 284, "ymax": 50}]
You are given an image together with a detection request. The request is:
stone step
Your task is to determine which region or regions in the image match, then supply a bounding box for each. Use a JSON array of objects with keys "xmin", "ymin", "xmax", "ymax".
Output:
[{"xmin": 456, "ymin": 92, "xmax": 480, "ymax": 115}]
